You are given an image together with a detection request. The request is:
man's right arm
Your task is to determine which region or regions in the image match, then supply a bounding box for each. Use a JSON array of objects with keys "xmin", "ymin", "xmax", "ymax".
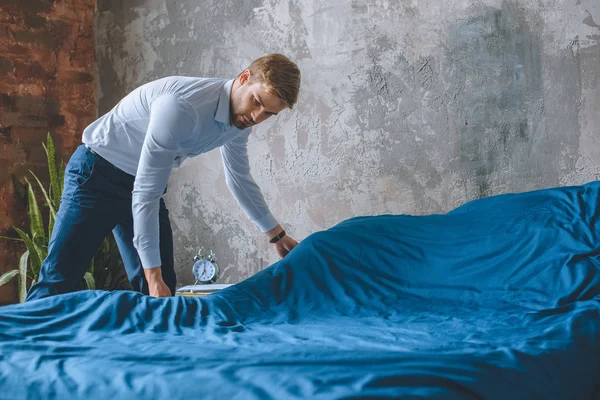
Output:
[{"xmin": 132, "ymin": 94, "xmax": 195, "ymax": 297}]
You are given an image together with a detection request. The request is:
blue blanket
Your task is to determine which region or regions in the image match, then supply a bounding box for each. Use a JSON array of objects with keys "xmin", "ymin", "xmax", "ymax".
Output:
[{"xmin": 1, "ymin": 182, "xmax": 600, "ymax": 399}]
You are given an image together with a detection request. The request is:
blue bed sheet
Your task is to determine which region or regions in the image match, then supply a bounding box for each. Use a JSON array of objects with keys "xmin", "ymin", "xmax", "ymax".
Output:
[{"xmin": 1, "ymin": 182, "xmax": 600, "ymax": 399}]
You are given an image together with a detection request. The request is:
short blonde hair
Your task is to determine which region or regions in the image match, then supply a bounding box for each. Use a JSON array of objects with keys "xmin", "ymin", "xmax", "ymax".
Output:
[{"xmin": 246, "ymin": 54, "xmax": 301, "ymax": 109}]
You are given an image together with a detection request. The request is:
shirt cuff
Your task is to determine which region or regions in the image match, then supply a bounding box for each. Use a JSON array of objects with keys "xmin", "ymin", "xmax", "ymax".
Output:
[
  {"xmin": 138, "ymin": 249, "xmax": 162, "ymax": 270},
  {"xmin": 253, "ymin": 212, "xmax": 278, "ymax": 232}
]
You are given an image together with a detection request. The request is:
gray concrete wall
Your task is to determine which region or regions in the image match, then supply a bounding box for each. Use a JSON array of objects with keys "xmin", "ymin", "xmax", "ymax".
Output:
[{"xmin": 95, "ymin": 0, "xmax": 600, "ymax": 287}]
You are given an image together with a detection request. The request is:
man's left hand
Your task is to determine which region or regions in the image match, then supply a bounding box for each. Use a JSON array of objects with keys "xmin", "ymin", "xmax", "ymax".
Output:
[
  {"xmin": 273, "ymin": 235, "xmax": 298, "ymax": 258},
  {"xmin": 266, "ymin": 225, "xmax": 298, "ymax": 258}
]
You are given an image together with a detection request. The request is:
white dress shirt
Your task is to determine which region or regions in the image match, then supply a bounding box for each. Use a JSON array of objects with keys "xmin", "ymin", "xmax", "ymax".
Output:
[{"xmin": 82, "ymin": 77, "xmax": 278, "ymax": 270}]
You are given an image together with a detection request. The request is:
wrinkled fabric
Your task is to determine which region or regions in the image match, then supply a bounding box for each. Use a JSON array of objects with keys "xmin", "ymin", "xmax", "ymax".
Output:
[{"xmin": 2, "ymin": 182, "xmax": 600, "ymax": 399}]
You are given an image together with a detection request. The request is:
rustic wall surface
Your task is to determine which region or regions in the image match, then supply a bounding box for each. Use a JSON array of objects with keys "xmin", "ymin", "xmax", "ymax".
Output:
[
  {"xmin": 95, "ymin": 0, "xmax": 600, "ymax": 288},
  {"xmin": 0, "ymin": 0, "xmax": 97, "ymax": 304}
]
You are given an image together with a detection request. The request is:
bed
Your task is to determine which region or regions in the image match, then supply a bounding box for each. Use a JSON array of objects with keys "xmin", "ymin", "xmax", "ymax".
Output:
[{"xmin": 1, "ymin": 182, "xmax": 599, "ymax": 399}]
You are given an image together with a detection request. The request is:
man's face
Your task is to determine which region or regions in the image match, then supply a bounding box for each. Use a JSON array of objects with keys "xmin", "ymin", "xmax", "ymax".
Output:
[{"xmin": 230, "ymin": 71, "xmax": 287, "ymax": 130}]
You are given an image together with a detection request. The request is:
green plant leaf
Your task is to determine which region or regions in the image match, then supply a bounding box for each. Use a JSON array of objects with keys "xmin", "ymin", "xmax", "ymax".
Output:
[
  {"xmin": 30, "ymin": 240, "xmax": 47, "ymax": 277},
  {"xmin": 24, "ymin": 178, "xmax": 46, "ymax": 245},
  {"xmin": 0, "ymin": 235, "xmax": 24, "ymax": 242},
  {"xmin": 58, "ymin": 159, "xmax": 64, "ymax": 198},
  {"xmin": 49, "ymin": 212, "xmax": 55, "ymax": 241},
  {"xmin": 30, "ymin": 170, "xmax": 56, "ymax": 219},
  {"xmin": 18, "ymin": 250, "xmax": 29, "ymax": 302},
  {"xmin": 11, "ymin": 174, "xmax": 27, "ymax": 201},
  {"xmin": 13, "ymin": 227, "xmax": 41, "ymax": 273},
  {"xmin": 83, "ymin": 272, "xmax": 95, "ymax": 290},
  {"xmin": 0, "ymin": 269, "xmax": 19, "ymax": 286},
  {"xmin": 44, "ymin": 133, "xmax": 62, "ymax": 209},
  {"xmin": 88, "ymin": 256, "xmax": 94, "ymax": 275}
]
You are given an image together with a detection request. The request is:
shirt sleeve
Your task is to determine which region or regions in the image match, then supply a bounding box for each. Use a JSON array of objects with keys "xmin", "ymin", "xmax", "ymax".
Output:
[
  {"xmin": 220, "ymin": 129, "xmax": 279, "ymax": 232},
  {"xmin": 132, "ymin": 94, "xmax": 195, "ymax": 269}
]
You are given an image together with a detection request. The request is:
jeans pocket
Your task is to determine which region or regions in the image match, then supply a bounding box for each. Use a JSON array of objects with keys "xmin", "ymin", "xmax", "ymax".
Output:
[{"xmin": 63, "ymin": 147, "xmax": 97, "ymax": 192}]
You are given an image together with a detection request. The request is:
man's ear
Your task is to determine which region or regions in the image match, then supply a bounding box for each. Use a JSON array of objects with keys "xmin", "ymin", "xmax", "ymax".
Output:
[{"xmin": 239, "ymin": 69, "xmax": 251, "ymax": 85}]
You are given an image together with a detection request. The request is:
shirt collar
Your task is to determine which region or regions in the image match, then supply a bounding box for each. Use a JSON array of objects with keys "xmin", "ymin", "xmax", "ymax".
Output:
[{"xmin": 214, "ymin": 79, "xmax": 234, "ymax": 129}]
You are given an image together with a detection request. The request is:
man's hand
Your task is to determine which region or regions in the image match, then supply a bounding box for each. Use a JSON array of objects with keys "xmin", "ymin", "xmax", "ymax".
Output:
[
  {"xmin": 144, "ymin": 267, "xmax": 172, "ymax": 298},
  {"xmin": 266, "ymin": 225, "xmax": 298, "ymax": 258},
  {"xmin": 274, "ymin": 235, "xmax": 298, "ymax": 258}
]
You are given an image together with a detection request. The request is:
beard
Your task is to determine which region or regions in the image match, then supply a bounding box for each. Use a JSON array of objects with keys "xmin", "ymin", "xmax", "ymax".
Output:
[
  {"xmin": 234, "ymin": 114, "xmax": 250, "ymax": 129},
  {"xmin": 231, "ymin": 111, "xmax": 252, "ymax": 130},
  {"xmin": 229, "ymin": 91, "xmax": 249, "ymax": 130}
]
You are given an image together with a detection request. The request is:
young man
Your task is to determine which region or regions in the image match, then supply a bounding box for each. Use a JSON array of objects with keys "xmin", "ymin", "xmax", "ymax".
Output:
[{"xmin": 26, "ymin": 54, "xmax": 301, "ymax": 300}]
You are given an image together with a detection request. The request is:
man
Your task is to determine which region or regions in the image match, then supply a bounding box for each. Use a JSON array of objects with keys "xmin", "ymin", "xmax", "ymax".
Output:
[{"xmin": 26, "ymin": 53, "xmax": 301, "ymax": 300}]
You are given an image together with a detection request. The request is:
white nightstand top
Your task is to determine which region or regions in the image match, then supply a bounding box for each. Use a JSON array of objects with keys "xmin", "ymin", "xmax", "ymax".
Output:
[{"xmin": 176, "ymin": 283, "xmax": 233, "ymax": 294}]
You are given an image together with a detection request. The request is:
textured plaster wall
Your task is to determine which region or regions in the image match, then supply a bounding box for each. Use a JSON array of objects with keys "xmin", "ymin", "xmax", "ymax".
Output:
[{"xmin": 95, "ymin": 0, "xmax": 600, "ymax": 287}]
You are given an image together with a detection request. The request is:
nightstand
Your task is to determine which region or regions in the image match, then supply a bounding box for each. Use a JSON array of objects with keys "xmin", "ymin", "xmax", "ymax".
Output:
[{"xmin": 175, "ymin": 283, "xmax": 233, "ymax": 298}]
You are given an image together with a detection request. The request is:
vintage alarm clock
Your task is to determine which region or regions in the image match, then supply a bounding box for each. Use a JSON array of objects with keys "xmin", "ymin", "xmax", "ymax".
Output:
[{"xmin": 192, "ymin": 248, "xmax": 220, "ymax": 284}]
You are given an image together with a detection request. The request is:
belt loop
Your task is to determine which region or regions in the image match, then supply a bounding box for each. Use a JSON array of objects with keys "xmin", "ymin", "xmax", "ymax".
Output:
[{"xmin": 85, "ymin": 144, "xmax": 97, "ymax": 156}]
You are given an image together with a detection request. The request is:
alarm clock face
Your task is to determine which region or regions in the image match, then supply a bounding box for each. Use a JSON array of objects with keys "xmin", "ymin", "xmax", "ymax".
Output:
[{"xmin": 192, "ymin": 259, "xmax": 218, "ymax": 283}]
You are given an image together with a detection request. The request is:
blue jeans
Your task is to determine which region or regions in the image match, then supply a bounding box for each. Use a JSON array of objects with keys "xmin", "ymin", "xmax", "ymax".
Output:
[{"xmin": 26, "ymin": 145, "xmax": 176, "ymax": 300}]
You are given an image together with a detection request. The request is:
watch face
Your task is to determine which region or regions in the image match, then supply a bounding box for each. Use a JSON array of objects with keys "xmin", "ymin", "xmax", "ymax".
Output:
[{"xmin": 192, "ymin": 259, "xmax": 218, "ymax": 283}]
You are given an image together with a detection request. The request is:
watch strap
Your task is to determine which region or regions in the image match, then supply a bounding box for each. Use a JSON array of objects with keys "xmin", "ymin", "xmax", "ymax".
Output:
[{"xmin": 269, "ymin": 230, "xmax": 286, "ymax": 244}]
